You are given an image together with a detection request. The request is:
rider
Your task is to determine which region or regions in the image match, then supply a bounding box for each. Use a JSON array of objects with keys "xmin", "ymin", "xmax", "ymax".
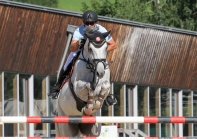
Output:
[{"xmin": 48, "ymin": 10, "xmax": 117, "ymax": 106}]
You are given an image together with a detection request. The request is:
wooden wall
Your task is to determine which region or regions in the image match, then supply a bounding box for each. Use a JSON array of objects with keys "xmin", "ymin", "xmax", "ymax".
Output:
[{"xmin": 0, "ymin": 2, "xmax": 197, "ymax": 90}]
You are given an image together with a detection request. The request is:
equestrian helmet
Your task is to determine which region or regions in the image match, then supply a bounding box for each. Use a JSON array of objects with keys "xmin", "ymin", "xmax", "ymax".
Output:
[{"xmin": 82, "ymin": 10, "xmax": 98, "ymax": 22}]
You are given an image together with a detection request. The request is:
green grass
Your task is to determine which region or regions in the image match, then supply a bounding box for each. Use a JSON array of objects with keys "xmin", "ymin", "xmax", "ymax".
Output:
[
  {"xmin": 58, "ymin": 0, "xmax": 91, "ymax": 12},
  {"xmin": 58, "ymin": 0, "xmax": 115, "ymax": 12}
]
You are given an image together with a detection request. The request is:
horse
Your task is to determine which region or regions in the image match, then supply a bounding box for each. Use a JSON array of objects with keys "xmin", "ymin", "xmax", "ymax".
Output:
[{"xmin": 56, "ymin": 27, "xmax": 111, "ymax": 137}]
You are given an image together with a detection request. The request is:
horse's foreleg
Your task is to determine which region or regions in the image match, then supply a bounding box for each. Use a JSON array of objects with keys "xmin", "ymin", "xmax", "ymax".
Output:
[
  {"xmin": 74, "ymin": 80, "xmax": 94, "ymax": 115},
  {"xmin": 75, "ymin": 80, "xmax": 110, "ymax": 115},
  {"xmin": 74, "ymin": 80, "xmax": 91, "ymax": 102},
  {"xmin": 81, "ymin": 83, "xmax": 94, "ymax": 115},
  {"xmin": 94, "ymin": 80, "xmax": 110, "ymax": 110}
]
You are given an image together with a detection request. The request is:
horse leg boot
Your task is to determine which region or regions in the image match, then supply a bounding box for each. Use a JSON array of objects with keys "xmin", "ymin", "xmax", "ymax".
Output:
[
  {"xmin": 48, "ymin": 67, "xmax": 70, "ymax": 99},
  {"xmin": 105, "ymin": 73, "xmax": 117, "ymax": 106},
  {"xmin": 94, "ymin": 80, "xmax": 110, "ymax": 111},
  {"xmin": 82, "ymin": 90, "xmax": 94, "ymax": 116}
]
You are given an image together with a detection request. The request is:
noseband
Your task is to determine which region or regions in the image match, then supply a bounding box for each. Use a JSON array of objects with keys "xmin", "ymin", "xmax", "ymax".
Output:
[{"xmin": 93, "ymin": 58, "xmax": 107, "ymax": 70}]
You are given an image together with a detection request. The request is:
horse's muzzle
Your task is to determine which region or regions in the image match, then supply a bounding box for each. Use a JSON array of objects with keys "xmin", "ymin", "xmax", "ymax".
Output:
[
  {"xmin": 96, "ymin": 62, "xmax": 105, "ymax": 78},
  {"xmin": 93, "ymin": 58, "xmax": 106, "ymax": 78},
  {"xmin": 97, "ymin": 70, "xmax": 105, "ymax": 78}
]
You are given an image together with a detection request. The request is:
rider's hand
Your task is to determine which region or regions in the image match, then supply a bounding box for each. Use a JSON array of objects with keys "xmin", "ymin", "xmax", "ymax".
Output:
[{"xmin": 78, "ymin": 39, "xmax": 86, "ymax": 49}]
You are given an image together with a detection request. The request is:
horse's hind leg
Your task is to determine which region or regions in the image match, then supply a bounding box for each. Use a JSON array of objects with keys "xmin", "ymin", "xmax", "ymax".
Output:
[
  {"xmin": 57, "ymin": 123, "xmax": 79, "ymax": 136},
  {"xmin": 55, "ymin": 123, "xmax": 60, "ymax": 136},
  {"xmin": 55, "ymin": 99, "xmax": 62, "ymax": 136},
  {"xmin": 79, "ymin": 123, "xmax": 101, "ymax": 137},
  {"xmin": 56, "ymin": 98, "xmax": 79, "ymax": 136}
]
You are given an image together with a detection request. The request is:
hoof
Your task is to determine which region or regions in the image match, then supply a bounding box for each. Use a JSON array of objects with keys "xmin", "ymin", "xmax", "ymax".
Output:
[{"xmin": 82, "ymin": 107, "xmax": 92, "ymax": 116}]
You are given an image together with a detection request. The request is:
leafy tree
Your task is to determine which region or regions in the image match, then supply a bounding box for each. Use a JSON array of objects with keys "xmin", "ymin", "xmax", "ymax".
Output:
[
  {"xmin": 81, "ymin": 0, "xmax": 197, "ymax": 31},
  {"xmin": 13, "ymin": 0, "xmax": 58, "ymax": 8},
  {"xmin": 81, "ymin": 0, "xmax": 117, "ymax": 17}
]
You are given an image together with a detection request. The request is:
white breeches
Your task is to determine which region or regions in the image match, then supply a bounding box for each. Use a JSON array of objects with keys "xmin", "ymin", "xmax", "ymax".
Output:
[{"xmin": 63, "ymin": 49, "xmax": 81, "ymax": 71}]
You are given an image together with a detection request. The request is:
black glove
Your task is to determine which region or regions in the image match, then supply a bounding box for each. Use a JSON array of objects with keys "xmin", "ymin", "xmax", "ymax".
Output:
[{"xmin": 79, "ymin": 39, "xmax": 86, "ymax": 49}]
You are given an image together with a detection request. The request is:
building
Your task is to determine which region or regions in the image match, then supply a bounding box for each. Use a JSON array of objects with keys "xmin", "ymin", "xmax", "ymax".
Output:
[{"xmin": 0, "ymin": 0, "xmax": 197, "ymax": 137}]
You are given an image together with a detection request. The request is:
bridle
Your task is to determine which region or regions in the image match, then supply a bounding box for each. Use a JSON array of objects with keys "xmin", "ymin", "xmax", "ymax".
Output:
[{"xmin": 78, "ymin": 39, "xmax": 108, "ymax": 90}]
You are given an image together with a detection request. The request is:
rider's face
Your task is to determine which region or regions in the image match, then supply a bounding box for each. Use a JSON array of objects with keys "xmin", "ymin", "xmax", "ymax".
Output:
[{"xmin": 84, "ymin": 22, "xmax": 95, "ymax": 28}]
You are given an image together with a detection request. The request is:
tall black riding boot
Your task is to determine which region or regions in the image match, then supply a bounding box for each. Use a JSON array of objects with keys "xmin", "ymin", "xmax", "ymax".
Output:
[{"xmin": 48, "ymin": 67, "xmax": 69, "ymax": 99}]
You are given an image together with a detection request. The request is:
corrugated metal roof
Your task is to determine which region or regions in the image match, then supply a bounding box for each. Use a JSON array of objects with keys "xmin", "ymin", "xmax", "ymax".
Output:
[{"xmin": 0, "ymin": 1, "xmax": 197, "ymax": 90}]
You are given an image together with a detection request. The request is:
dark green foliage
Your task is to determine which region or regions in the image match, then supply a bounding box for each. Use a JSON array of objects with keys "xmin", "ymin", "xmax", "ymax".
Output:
[
  {"xmin": 81, "ymin": 0, "xmax": 117, "ymax": 17},
  {"xmin": 81, "ymin": 0, "xmax": 197, "ymax": 31},
  {"xmin": 12, "ymin": 0, "xmax": 197, "ymax": 31},
  {"xmin": 13, "ymin": 0, "xmax": 58, "ymax": 8},
  {"xmin": 4, "ymin": 73, "xmax": 16, "ymax": 100}
]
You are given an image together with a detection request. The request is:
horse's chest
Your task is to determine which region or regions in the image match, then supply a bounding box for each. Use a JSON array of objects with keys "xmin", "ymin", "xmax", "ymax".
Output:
[{"xmin": 73, "ymin": 80, "xmax": 103, "ymax": 100}]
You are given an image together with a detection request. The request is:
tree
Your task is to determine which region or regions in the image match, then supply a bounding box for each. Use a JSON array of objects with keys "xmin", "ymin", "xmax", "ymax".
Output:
[
  {"xmin": 81, "ymin": 0, "xmax": 117, "ymax": 17},
  {"xmin": 81, "ymin": 0, "xmax": 197, "ymax": 31},
  {"xmin": 13, "ymin": 0, "xmax": 58, "ymax": 8}
]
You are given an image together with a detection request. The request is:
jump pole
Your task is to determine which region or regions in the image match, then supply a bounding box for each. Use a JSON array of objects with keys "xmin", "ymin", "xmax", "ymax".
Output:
[
  {"xmin": 0, "ymin": 137, "xmax": 194, "ymax": 139},
  {"xmin": 0, "ymin": 116, "xmax": 197, "ymax": 123},
  {"xmin": 1, "ymin": 116, "xmax": 197, "ymax": 124}
]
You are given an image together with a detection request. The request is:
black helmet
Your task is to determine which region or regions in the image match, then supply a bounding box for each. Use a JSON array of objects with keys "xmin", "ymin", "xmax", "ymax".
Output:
[{"xmin": 82, "ymin": 10, "xmax": 98, "ymax": 22}]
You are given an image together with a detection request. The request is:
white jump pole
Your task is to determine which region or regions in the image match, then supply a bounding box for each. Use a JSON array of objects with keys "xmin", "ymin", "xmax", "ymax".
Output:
[
  {"xmin": 0, "ymin": 116, "xmax": 196, "ymax": 124},
  {"xmin": 0, "ymin": 138, "xmax": 146, "ymax": 139},
  {"xmin": 0, "ymin": 116, "xmax": 144, "ymax": 124},
  {"xmin": 0, "ymin": 137, "xmax": 194, "ymax": 139},
  {"xmin": 0, "ymin": 137, "xmax": 188, "ymax": 139}
]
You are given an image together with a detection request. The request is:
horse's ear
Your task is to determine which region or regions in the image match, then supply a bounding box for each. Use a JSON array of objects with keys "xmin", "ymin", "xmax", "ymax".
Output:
[{"xmin": 102, "ymin": 31, "xmax": 111, "ymax": 38}]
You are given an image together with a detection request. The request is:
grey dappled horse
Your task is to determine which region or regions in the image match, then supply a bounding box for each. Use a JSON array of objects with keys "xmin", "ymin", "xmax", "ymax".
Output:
[{"xmin": 56, "ymin": 27, "xmax": 111, "ymax": 137}]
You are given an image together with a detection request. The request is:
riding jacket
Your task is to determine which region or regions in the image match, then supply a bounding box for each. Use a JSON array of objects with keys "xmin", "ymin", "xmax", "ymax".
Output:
[
  {"xmin": 72, "ymin": 24, "xmax": 112, "ymax": 42},
  {"xmin": 63, "ymin": 24, "xmax": 112, "ymax": 71}
]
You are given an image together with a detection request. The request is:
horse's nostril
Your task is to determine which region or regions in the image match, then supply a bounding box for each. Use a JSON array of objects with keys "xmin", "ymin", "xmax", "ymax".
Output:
[{"xmin": 97, "ymin": 71, "xmax": 105, "ymax": 78}]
